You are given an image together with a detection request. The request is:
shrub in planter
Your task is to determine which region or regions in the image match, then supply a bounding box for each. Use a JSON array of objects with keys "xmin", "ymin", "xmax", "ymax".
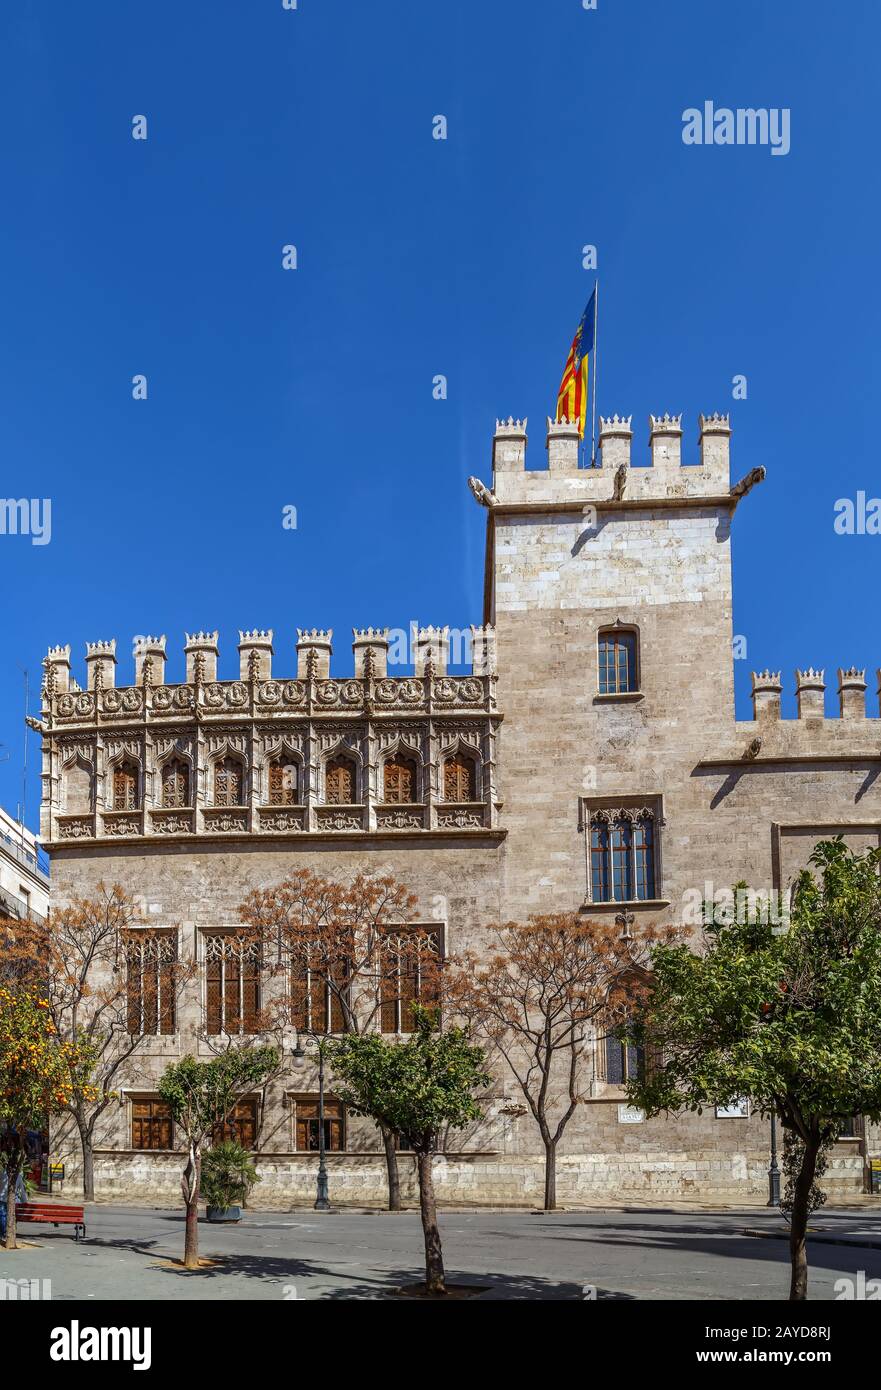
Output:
[{"xmin": 200, "ymin": 1141, "xmax": 260, "ymax": 1222}]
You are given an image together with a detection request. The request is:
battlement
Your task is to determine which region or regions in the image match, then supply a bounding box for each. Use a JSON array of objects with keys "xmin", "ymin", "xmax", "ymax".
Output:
[
  {"xmin": 750, "ymin": 668, "xmax": 881, "ymax": 722},
  {"xmin": 42, "ymin": 624, "xmax": 498, "ymax": 701},
  {"xmin": 481, "ymin": 412, "xmax": 750, "ymax": 510}
]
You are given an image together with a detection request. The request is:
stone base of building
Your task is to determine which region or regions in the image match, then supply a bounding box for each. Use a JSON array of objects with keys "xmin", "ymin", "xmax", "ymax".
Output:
[{"xmin": 54, "ymin": 1148, "xmax": 870, "ymax": 1207}]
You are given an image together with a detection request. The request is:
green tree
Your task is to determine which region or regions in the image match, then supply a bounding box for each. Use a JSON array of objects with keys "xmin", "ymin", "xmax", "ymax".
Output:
[
  {"xmin": 328, "ymin": 1008, "xmax": 489, "ymax": 1295},
  {"xmin": 0, "ymin": 983, "xmax": 96, "ymax": 1249},
  {"xmin": 625, "ymin": 841, "xmax": 881, "ymax": 1301},
  {"xmin": 158, "ymin": 1048, "xmax": 278, "ymax": 1269}
]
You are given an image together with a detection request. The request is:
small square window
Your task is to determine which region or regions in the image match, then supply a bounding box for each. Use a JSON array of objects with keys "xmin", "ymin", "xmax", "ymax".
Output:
[
  {"xmin": 131, "ymin": 1097, "xmax": 174, "ymax": 1150},
  {"xmin": 598, "ymin": 628, "xmax": 639, "ymax": 695},
  {"xmin": 292, "ymin": 1095, "xmax": 345, "ymax": 1152}
]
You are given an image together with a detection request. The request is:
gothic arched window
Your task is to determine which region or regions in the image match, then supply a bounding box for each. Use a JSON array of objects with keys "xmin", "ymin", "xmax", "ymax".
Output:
[
  {"xmin": 589, "ymin": 809, "xmax": 656, "ymax": 903},
  {"xmin": 443, "ymin": 752, "xmax": 477, "ymax": 803},
  {"xmin": 268, "ymin": 758, "xmax": 298, "ymax": 806},
  {"xmin": 214, "ymin": 756, "xmax": 245, "ymax": 807},
  {"xmin": 113, "ymin": 759, "xmax": 140, "ymax": 811},
  {"xmin": 161, "ymin": 758, "xmax": 190, "ymax": 809},
  {"xmin": 383, "ymin": 754, "xmax": 417, "ymax": 804},
  {"xmin": 325, "ymin": 755, "xmax": 356, "ymax": 805}
]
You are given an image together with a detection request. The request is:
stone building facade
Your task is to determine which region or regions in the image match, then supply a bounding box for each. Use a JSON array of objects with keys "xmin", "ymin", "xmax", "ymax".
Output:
[{"xmin": 37, "ymin": 412, "xmax": 881, "ymax": 1205}]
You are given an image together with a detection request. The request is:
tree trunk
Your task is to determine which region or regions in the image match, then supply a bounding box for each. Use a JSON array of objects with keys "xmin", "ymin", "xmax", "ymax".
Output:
[
  {"xmin": 416, "ymin": 1151, "xmax": 446, "ymax": 1295},
  {"xmin": 543, "ymin": 1137, "xmax": 558, "ymax": 1211},
  {"xmin": 3, "ymin": 1140, "xmax": 25, "ymax": 1251},
  {"xmin": 79, "ymin": 1122, "xmax": 95, "ymax": 1202},
  {"xmin": 789, "ymin": 1136, "xmax": 820, "ymax": 1301},
  {"xmin": 182, "ymin": 1146, "xmax": 201, "ymax": 1270},
  {"xmin": 381, "ymin": 1126, "xmax": 401, "ymax": 1211},
  {"xmin": 4, "ymin": 1176, "xmax": 17, "ymax": 1251}
]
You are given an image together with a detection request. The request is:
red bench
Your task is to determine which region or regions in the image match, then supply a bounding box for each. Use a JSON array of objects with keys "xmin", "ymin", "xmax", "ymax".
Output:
[{"xmin": 16, "ymin": 1202, "xmax": 85, "ymax": 1241}]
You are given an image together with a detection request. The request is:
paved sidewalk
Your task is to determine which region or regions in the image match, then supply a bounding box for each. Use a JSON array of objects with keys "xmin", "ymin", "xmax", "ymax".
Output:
[{"xmin": 3, "ymin": 1205, "xmax": 881, "ymax": 1301}]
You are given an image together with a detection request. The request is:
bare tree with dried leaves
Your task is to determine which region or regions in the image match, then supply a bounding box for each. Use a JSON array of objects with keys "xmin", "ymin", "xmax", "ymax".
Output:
[
  {"xmin": 450, "ymin": 913, "xmax": 667, "ymax": 1210},
  {"xmin": 3, "ymin": 884, "xmax": 195, "ymax": 1200},
  {"xmin": 239, "ymin": 868, "xmax": 442, "ymax": 1209}
]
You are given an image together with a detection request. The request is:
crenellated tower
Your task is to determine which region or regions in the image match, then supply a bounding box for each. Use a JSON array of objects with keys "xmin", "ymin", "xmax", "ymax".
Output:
[{"xmin": 471, "ymin": 412, "xmax": 764, "ymax": 917}]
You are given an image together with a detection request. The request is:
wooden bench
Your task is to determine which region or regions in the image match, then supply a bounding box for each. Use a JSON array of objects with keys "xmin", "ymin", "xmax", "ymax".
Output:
[{"xmin": 16, "ymin": 1202, "xmax": 85, "ymax": 1241}]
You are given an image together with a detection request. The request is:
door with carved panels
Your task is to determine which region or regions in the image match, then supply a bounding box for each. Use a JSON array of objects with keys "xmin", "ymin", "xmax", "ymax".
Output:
[
  {"xmin": 214, "ymin": 756, "xmax": 244, "ymax": 806},
  {"xmin": 443, "ymin": 752, "xmax": 476, "ymax": 802},
  {"xmin": 383, "ymin": 755, "xmax": 416, "ymax": 804},
  {"xmin": 325, "ymin": 755, "xmax": 356, "ymax": 804}
]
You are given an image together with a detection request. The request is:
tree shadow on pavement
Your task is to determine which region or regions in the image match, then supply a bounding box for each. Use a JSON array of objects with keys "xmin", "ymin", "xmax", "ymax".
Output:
[
  {"xmin": 83, "ymin": 1236, "xmax": 633, "ymax": 1299},
  {"xmin": 551, "ymin": 1220, "xmax": 881, "ymax": 1279}
]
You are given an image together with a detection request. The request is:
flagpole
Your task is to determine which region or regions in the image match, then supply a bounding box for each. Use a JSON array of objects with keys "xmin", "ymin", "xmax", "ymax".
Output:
[{"xmin": 590, "ymin": 279, "xmax": 599, "ymax": 467}]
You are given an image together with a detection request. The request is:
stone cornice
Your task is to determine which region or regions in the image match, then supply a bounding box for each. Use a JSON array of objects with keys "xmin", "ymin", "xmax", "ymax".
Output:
[
  {"xmin": 45, "ymin": 827, "xmax": 508, "ymax": 853},
  {"xmin": 489, "ymin": 494, "xmax": 736, "ymax": 518}
]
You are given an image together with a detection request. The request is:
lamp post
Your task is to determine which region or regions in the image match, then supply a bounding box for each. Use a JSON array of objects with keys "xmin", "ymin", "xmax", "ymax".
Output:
[
  {"xmin": 758, "ymin": 1002, "xmax": 782, "ymax": 1209},
  {"xmin": 767, "ymin": 1108, "xmax": 781, "ymax": 1207},
  {"xmin": 292, "ymin": 1037, "xmax": 331, "ymax": 1211}
]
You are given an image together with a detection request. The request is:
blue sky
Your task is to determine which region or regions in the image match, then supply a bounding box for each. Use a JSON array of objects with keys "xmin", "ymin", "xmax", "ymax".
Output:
[{"xmin": 1, "ymin": 0, "xmax": 879, "ymax": 831}]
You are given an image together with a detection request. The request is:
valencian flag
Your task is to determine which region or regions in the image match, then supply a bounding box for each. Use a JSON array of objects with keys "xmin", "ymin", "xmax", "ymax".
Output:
[{"xmin": 555, "ymin": 288, "xmax": 596, "ymax": 439}]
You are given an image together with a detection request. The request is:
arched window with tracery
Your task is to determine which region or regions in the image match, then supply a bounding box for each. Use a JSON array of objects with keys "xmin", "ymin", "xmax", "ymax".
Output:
[
  {"xmin": 161, "ymin": 758, "xmax": 190, "ymax": 809},
  {"xmin": 325, "ymin": 754, "xmax": 356, "ymax": 805},
  {"xmin": 589, "ymin": 806, "xmax": 656, "ymax": 902},
  {"xmin": 268, "ymin": 757, "xmax": 298, "ymax": 806},
  {"xmin": 113, "ymin": 759, "xmax": 140, "ymax": 811},
  {"xmin": 383, "ymin": 754, "xmax": 417, "ymax": 804},
  {"xmin": 443, "ymin": 751, "xmax": 477, "ymax": 803},
  {"xmin": 214, "ymin": 755, "xmax": 245, "ymax": 807}
]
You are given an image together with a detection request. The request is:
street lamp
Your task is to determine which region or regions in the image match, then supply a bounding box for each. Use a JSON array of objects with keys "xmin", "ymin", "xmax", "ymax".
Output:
[
  {"xmin": 292, "ymin": 1037, "xmax": 331, "ymax": 1212},
  {"xmin": 767, "ymin": 1108, "xmax": 781, "ymax": 1207},
  {"xmin": 758, "ymin": 1000, "xmax": 782, "ymax": 1208}
]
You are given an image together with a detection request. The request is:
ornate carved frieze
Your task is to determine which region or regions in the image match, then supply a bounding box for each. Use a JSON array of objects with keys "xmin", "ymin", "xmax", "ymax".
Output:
[
  {"xmin": 374, "ymin": 678, "xmax": 425, "ymax": 707},
  {"xmin": 151, "ymin": 686, "xmax": 194, "ymax": 714},
  {"xmin": 314, "ymin": 806, "xmax": 364, "ymax": 832},
  {"xmin": 150, "ymin": 809, "xmax": 196, "ymax": 835},
  {"xmin": 315, "ymin": 679, "xmax": 365, "ymax": 707},
  {"xmin": 375, "ymin": 806, "xmax": 426, "ymax": 831},
  {"xmin": 57, "ymin": 815, "xmax": 94, "ymax": 839},
  {"xmin": 203, "ymin": 681, "xmax": 249, "ymax": 710},
  {"xmin": 102, "ymin": 812, "xmax": 141, "ymax": 837},
  {"xmin": 202, "ymin": 808, "xmax": 249, "ymax": 833},
  {"xmin": 55, "ymin": 692, "xmax": 96, "ymax": 721},
  {"xmin": 436, "ymin": 804, "xmax": 487, "ymax": 829},
  {"xmin": 101, "ymin": 688, "xmax": 143, "ymax": 716},
  {"xmin": 258, "ymin": 807, "xmax": 306, "ymax": 834},
  {"xmin": 434, "ymin": 677, "xmax": 484, "ymax": 705}
]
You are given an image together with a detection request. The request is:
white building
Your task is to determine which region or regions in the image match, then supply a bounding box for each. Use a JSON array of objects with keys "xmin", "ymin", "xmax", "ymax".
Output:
[{"xmin": 0, "ymin": 804, "xmax": 50, "ymax": 923}]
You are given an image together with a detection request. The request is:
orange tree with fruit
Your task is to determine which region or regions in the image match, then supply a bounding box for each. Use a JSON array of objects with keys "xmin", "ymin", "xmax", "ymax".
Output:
[{"xmin": 0, "ymin": 984, "xmax": 97, "ymax": 1248}]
